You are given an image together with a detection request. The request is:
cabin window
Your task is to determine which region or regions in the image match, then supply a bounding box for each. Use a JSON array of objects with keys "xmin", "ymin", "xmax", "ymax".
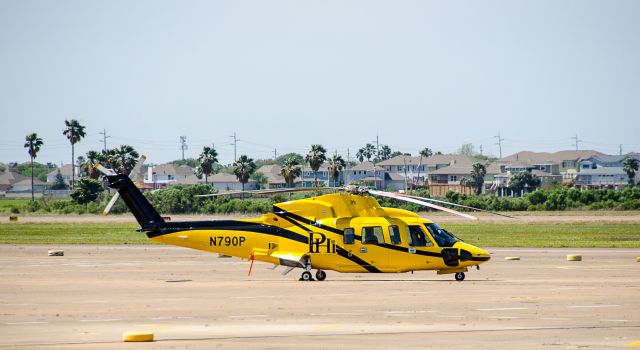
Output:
[
  {"xmin": 406, "ymin": 225, "xmax": 433, "ymax": 247},
  {"xmin": 388, "ymin": 225, "xmax": 401, "ymax": 245},
  {"xmin": 343, "ymin": 228, "xmax": 355, "ymax": 244},
  {"xmin": 361, "ymin": 226, "xmax": 384, "ymax": 244}
]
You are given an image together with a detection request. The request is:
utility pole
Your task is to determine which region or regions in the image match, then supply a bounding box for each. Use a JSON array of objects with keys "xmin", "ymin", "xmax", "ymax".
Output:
[
  {"xmin": 479, "ymin": 144, "xmax": 483, "ymax": 156},
  {"xmin": 494, "ymin": 132, "xmax": 504, "ymax": 158},
  {"xmin": 274, "ymin": 148, "xmax": 277, "ymax": 160},
  {"xmin": 346, "ymin": 148, "xmax": 350, "ymax": 185},
  {"xmin": 571, "ymin": 133, "xmax": 582, "ymax": 151},
  {"xmin": 229, "ymin": 132, "xmax": 238, "ymax": 162},
  {"xmin": 374, "ymin": 135, "xmax": 380, "ymax": 189},
  {"xmin": 179, "ymin": 136, "xmax": 188, "ymax": 160},
  {"xmin": 619, "ymin": 144, "xmax": 623, "ymax": 156},
  {"xmin": 98, "ymin": 129, "xmax": 111, "ymax": 152}
]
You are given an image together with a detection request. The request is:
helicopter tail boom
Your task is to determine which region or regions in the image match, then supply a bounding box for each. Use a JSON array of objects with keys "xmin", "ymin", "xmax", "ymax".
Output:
[{"xmin": 104, "ymin": 173, "xmax": 165, "ymax": 231}]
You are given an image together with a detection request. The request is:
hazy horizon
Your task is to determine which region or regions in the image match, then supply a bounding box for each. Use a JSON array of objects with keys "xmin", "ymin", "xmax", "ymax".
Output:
[{"xmin": 2, "ymin": 1, "xmax": 639, "ymax": 166}]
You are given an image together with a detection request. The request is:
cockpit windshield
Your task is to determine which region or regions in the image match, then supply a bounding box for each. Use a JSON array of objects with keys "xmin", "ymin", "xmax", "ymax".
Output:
[{"xmin": 423, "ymin": 223, "xmax": 458, "ymax": 247}]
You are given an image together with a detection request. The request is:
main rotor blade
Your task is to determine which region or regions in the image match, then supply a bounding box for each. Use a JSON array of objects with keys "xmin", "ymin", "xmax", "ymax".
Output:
[
  {"xmin": 397, "ymin": 193, "xmax": 516, "ymax": 219},
  {"xmin": 196, "ymin": 187, "xmax": 339, "ymax": 198},
  {"xmin": 368, "ymin": 190, "xmax": 478, "ymax": 220}
]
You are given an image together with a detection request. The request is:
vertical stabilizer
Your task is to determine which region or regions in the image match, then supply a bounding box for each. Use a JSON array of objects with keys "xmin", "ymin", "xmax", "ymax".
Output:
[{"xmin": 104, "ymin": 174, "xmax": 165, "ymax": 231}]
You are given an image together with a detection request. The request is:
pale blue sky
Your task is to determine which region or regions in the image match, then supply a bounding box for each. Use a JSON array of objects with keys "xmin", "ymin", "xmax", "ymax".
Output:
[{"xmin": 1, "ymin": 0, "xmax": 639, "ymax": 166}]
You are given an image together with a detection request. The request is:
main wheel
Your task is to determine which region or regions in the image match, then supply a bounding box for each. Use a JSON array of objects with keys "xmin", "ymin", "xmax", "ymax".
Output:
[
  {"xmin": 300, "ymin": 271, "xmax": 313, "ymax": 281},
  {"xmin": 454, "ymin": 272, "xmax": 465, "ymax": 281},
  {"xmin": 315, "ymin": 270, "xmax": 327, "ymax": 281}
]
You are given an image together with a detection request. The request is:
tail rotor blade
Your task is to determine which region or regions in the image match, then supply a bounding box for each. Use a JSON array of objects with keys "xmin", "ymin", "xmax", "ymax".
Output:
[{"xmin": 102, "ymin": 192, "xmax": 120, "ymax": 216}]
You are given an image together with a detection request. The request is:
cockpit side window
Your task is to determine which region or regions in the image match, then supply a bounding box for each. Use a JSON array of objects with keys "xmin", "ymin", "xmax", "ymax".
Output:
[
  {"xmin": 388, "ymin": 225, "xmax": 401, "ymax": 245},
  {"xmin": 343, "ymin": 228, "xmax": 354, "ymax": 244},
  {"xmin": 361, "ymin": 226, "xmax": 384, "ymax": 244},
  {"xmin": 424, "ymin": 223, "xmax": 458, "ymax": 247},
  {"xmin": 406, "ymin": 225, "xmax": 433, "ymax": 247}
]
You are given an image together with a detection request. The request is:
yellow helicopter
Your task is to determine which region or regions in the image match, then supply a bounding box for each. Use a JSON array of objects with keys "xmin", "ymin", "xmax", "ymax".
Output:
[{"xmin": 98, "ymin": 164, "xmax": 497, "ymax": 282}]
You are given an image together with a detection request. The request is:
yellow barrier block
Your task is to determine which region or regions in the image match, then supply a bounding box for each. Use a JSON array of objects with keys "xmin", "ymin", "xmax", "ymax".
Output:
[
  {"xmin": 122, "ymin": 332, "xmax": 154, "ymax": 342},
  {"xmin": 628, "ymin": 341, "xmax": 640, "ymax": 347},
  {"xmin": 567, "ymin": 255, "xmax": 582, "ymax": 261},
  {"xmin": 504, "ymin": 257, "xmax": 520, "ymax": 261},
  {"xmin": 636, "ymin": 257, "xmax": 640, "ymax": 262}
]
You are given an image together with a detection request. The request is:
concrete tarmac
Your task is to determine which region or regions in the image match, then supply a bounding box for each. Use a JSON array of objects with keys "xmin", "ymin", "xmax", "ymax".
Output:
[{"xmin": 1, "ymin": 244, "xmax": 639, "ymax": 349}]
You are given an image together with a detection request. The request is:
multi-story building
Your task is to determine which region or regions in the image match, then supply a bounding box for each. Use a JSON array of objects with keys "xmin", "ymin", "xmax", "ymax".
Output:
[{"xmin": 575, "ymin": 154, "xmax": 640, "ymax": 188}]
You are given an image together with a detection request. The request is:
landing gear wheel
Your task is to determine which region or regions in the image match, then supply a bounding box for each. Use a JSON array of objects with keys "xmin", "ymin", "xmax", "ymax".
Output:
[
  {"xmin": 315, "ymin": 270, "xmax": 326, "ymax": 281},
  {"xmin": 454, "ymin": 272, "xmax": 465, "ymax": 281},
  {"xmin": 300, "ymin": 271, "xmax": 313, "ymax": 281}
]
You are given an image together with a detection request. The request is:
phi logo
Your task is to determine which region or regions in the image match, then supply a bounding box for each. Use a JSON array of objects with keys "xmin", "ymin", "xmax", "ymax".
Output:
[{"xmin": 309, "ymin": 232, "xmax": 337, "ymax": 254}]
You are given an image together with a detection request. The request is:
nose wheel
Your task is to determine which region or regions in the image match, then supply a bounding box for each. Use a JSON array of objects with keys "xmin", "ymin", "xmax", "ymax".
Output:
[
  {"xmin": 315, "ymin": 270, "xmax": 326, "ymax": 281},
  {"xmin": 454, "ymin": 272, "xmax": 465, "ymax": 281}
]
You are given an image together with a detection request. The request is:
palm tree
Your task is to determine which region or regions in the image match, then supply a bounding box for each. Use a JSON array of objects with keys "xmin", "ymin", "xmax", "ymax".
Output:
[
  {"xmin": 420, "ymin": 147, "xmax": 433, "ymax": 158},
  {"xmin": 470, "ymin": 163, "xmax": 487, "ymax": 195},
  {"xmin": 378, "ymin": 145, "xmax": 392, "ymax": 161},
  {"xmin": 24, "ymin": 133, "xmax": 43, "ymax": 201},
  {"xmin": 280, "ymin": 156, "xmax": 301, "ymax": 188},
  {"xmin": 62, "ymin": 119, "xmax": 86, "ymax": 189},
  {"xmin": 198, "ymin": 145, "xmax": 218, "ymax": 185},
  {"xmin": 356, "ymin": 148, "xmax": 365, "ymax": 163},
  {"xmin": 114, "ymin": 145, "xmax": 139, "ymax": 174},
  {"xmin": 362, "ymin": 143, "xmax": 376, "ymax": 162},
  {"xmin": 623, "ymin": 158, "xmax": 639, "ymax": 186},
  {"xmin": 233, "ymin": 155, "xmax": 256, "ymax": 197},
  {"xmin": 85, "ymin": 150, "xmax": 101, "ymax": 179},
  {"xmin": 98, "ymin": 148, "xmax": 119, "ymax": 171},
  {"xmin": 305, "ymin": 144, "xmax": 327, "ymax": 187},
  {"xmin": 327, "ymin": 154, "xmax": 346, "ymax": 187}
]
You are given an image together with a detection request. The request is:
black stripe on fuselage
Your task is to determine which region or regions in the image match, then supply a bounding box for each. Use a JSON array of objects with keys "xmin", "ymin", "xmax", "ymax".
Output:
[
  {"xmin": 335, "ymin": 246, "xmax": 382, "ymax": 273},
  {"xmin": 146, "ymin": 220, "xmax": 308, "ymax": 244},
  {"xmin": 377, "ymin": 243, "xmax": 443, "ymax": 258},
  {"xmin": 273, "ymin": 206, "xmax": 363, "ymax": 240}
]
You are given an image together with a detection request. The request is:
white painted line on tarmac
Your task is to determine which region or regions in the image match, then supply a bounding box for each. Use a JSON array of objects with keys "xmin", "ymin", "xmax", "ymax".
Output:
[
  {"xmin": 542, "ymin": 317, "xmax": 571, "ymax": 321},
  {"xmin": 487, "ymin": 316, "xmax": 520, "ymax": 319},
  {"xmin": 603, "ymin": 319, "xmax": 628, "ymax": 322},
  {"xmin": 311, "ymin": 312, "xmax": 361, "ymax": 316},
  {"xmin": 71, "ymin": 300, "xmax": 108, "ymax": 304},
  {"xmin": 229, "ymin": 314, "xmax": 268, "ymax": 319},
  {"xmin": 567, "ymin": 305, "xmax": 619, "ymax": 309},
  {"xmin": 151, "ymin": 317, "xmax": 172, "ymax": 320},
  {"xmin": 231, "ymin": 295, "xmax": 280, "ymax": 299},
  {"xmin": 476, "ymin": 307, "xmax": 528, "ymax": 311},
  {"xmin": 5, "ymin": 321, "xmax": 48, "ymax": 325},
  {"xmin": 437, "ymin": 315, "xmax": 465, "ymax": 318},
  {"xmin": 176, "ymin": 317, "xmax": 193, "ymax": 319},
  {"xmin": 79, "ymin": 318, "xmax": 122, "ymax": 323},
  {"xmin": 384, "ymin": 310, "xmax": 433, "ymax": 314}
]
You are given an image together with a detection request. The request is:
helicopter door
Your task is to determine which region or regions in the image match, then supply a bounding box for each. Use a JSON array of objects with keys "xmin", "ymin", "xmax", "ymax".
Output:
[
  {"xmin": 387, "ymin": 225, "xmax": 409, "ymax": 272},
  {"xmin": 405, "ymin": 225, "xmax": 440, "ymax": 270},
  {"xmin": 358, "ymin": 226, "xmax": 389, "ymax": 270}
]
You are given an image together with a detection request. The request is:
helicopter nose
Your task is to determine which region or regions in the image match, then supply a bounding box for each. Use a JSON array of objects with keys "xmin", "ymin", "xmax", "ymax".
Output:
[{"xmin": 474, "ymin": 248, "xmax": 491, "ymax": 263}]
